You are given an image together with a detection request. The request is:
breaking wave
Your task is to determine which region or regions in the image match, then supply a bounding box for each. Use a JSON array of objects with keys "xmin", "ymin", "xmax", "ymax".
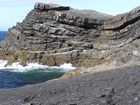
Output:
[
  {"xmin": 0, "ymin": 60, "xmax": 76, "ymax": 89},
  {"xmin": 0, "ymin": 60, "xmax": 76, "ymax": 73}
]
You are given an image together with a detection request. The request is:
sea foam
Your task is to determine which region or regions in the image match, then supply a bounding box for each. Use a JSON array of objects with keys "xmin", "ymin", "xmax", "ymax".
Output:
[{"xmin": 0, "ymin": 60, "xmax": 76, "ymax": 73}]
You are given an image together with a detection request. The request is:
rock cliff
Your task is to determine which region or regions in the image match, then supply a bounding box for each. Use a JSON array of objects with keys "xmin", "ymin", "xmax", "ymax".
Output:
[{"xmin": 1, "ymin": 3, "xmax": 140, "ymax": 75}]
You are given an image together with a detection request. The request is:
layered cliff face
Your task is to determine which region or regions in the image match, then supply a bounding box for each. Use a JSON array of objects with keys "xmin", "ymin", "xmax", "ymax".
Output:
[{"xmin": 1, "ymin": 3, "xmax": 140, "ymax": 74}]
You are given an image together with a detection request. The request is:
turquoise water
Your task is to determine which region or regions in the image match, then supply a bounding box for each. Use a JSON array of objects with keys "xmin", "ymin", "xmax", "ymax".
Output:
[
  {"xmin": 0, "ymin": 31, "xmax": 73, "ymax": 89},
  {"xmin": 0, "ymin": 69, "xmax": 64, "ymax": 89}
]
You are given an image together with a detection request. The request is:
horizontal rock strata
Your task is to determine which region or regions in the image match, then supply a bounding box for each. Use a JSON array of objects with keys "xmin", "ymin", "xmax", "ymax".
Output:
[{"xmin": 1, "ymin": 2, "xmax": 140, "ymax": 72}]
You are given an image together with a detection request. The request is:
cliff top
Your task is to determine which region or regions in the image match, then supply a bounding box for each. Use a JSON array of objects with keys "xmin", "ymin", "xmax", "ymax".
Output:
[{"xmin": 34, "ymin": 2, "xmax": 113, "ymax": 20}]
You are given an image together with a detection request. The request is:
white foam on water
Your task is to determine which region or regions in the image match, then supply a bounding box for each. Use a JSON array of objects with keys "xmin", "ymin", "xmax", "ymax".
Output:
[
  {"xmin": 51, "ymin": 63, "xmax": 76, "ymax": 72},
  {"xmin": 0, "ymin": 60, "xmax": 76, "ymax": 73}
]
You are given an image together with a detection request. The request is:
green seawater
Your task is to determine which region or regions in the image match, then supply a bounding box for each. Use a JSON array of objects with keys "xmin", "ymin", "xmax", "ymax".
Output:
[
  {"xmin": 18, "ymin": 70, "xmax": 64, "ymax": 83},
  {"xmin": 0, "ymin": 69, "xmax": 65, "ymax": 89}
]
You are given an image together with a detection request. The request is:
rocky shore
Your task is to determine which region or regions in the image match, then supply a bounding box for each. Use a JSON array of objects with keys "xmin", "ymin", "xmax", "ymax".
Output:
[
  {"xmin": 1, "ymin": 2, "xmax": 140, "ymax": 104},
  {"xmin": 1, "ymin": 3, "xmax": 140, "ymax": 72},
  {"xmin": 1, "ymin": 66, "xmax": 140, "ymax": 105}
]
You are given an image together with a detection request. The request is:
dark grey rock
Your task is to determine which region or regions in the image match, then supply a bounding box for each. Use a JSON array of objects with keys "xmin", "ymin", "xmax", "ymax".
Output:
[
  {"xmin": 34, "ymin": 2, "xmax": 70, "ymax": 11},
  {"xmin": 0, "ymin": 66, "xmax": 140, "ymax": 104}
]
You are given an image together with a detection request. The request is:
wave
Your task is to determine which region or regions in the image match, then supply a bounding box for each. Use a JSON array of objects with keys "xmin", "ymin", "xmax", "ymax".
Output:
[{"xmin": 0, "ymin": 60, "xmax": 76, "ymax": 73}]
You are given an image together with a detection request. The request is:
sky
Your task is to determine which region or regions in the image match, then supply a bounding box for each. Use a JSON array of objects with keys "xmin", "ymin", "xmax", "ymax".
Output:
[{"xmin": 0, "ymin": 0, "xmax": 140, "ymax": 31}]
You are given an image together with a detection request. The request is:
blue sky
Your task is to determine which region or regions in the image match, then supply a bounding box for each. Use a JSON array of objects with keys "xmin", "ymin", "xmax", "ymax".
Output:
[{"xmin": 0, "ymin": 0, "xmax": 140, "ymax": 31}]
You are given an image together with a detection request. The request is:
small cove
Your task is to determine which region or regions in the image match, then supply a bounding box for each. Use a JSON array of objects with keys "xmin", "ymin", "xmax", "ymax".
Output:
[{"xmin": 0, "ymin": 31, "xmax": 75, "ymax": 89}]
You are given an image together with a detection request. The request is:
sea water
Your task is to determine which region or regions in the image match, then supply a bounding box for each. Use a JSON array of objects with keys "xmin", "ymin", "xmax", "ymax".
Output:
[
  {"xmin": 0, "ymin": 31, "xmax": 7, "ymax": 41},
  {"xmin": 0, "ymin": 31, "xmax": 76, "ymax": 89}
]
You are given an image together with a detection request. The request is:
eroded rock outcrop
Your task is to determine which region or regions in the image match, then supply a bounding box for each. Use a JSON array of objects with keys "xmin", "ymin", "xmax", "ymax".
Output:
[{"xmin": 1, "ymin": 2, "xmax": 140, "ymax": 75}]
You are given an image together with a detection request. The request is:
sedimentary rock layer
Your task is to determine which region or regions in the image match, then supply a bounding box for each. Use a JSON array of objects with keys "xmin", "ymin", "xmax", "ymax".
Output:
[{"xmin": 1, "ymin": 2, "xmax": 140, "ymax": 72}]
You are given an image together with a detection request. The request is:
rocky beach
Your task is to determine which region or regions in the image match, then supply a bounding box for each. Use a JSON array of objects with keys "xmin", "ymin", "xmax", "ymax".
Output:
[
  {"xmin": 0, "ymin": 2, "xmax": 140, "ymax": 104},
  {"xmin": 1, "ymin": 66, "xmax": 140, "ymax": 105}
]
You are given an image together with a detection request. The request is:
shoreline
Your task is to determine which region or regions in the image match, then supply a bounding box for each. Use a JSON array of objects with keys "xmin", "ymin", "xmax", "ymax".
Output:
[
  {"xmin": 0, "ymin": 65, "xmax": 140, "ymax": 104},
  {"xmin": 0, "ymin": 61, "xmax": 76, "ymax": 89}
]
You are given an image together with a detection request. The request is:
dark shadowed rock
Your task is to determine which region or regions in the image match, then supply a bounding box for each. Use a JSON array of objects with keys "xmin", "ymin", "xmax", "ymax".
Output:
[{"xmin": 34, "ymin": 2, "xmax": 70, "ymax": 11}]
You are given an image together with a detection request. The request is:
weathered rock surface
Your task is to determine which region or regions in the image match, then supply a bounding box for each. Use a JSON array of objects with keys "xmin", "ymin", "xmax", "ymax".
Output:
[{"xmin": 0, "ymin": 66, "xmax": 140, "ymax": 105}]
